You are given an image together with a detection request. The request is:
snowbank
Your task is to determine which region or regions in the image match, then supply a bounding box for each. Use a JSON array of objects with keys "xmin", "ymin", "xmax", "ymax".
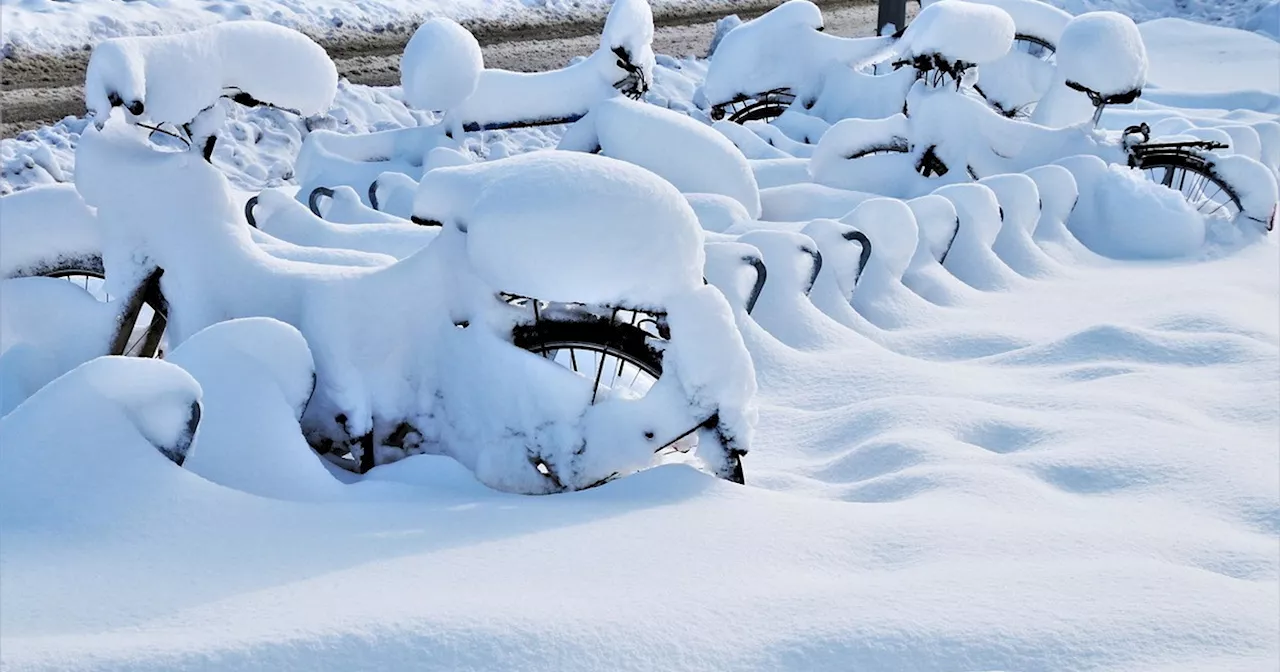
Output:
[
  {"xmin": 1055, "ymin": 154, "xmax": 1206, "ymax": 259},
  {"xmin": 0, "ymin": 357, "xmax": 203, "ymax": 500}
]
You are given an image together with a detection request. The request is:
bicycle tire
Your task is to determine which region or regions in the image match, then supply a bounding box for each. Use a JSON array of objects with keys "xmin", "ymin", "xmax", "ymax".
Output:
[
  {"xmin": 9, "ymin": 258, "xmax": 169, "ymax": 358},
  {"xmin": 1133, "ymin": 149, "xmax": 1246, "ymax": 222},
  {"xmin": 510, "ymin": 313, "xmax": 744, "ymax": 487},
  {"xmin": 710, "ymin": 88, "xmax": 797, "ymax": 125}
]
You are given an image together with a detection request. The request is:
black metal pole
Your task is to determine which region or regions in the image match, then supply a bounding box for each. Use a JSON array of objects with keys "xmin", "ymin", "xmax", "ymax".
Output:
[{"xmin": 877, "ymin": 0, "xmax": 907, "ymax": 35}]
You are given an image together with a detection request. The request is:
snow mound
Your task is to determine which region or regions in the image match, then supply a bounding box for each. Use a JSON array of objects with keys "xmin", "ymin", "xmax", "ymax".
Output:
[
  {"xmin": 707, "ymin": 13, "xmax": 744, "ymax": 57},
  {"xmin": 0, "ymin": 277, "xmax": 116, "ymax": 417},
  {"xmin": 0, "ymin": 184, "xmax": 100, "ymax": 279},
  {"xmin": 600, "ymin": 0, "xmax": 657, "ymax": 84},
  {"xmin": 560, "ymin": 97, "xmax": 761, "ymax": 217},
  {"xmin": 933, "ymin": 182, "xmax": 1021, "ymax": 291},
  {"xmin": 700, "ymin": 0, "xmax": 893, "ymax": 106},
  {"xmin": 923, "ymin": 0, "xmax": 1070, "ymax": 46},
  {"xmin": 686, "ymin": 193, "xmax": 753, "ymax": 233},
  {"xmin": 1056, "ymin": 155, "xmax": 1204, "ymax": 259},
  {"xmin": 311, "ymin": 184, "xmax": 409, "ymax": 224},
  {"xmin": 760, "ymin": 183, "xmax": 874, "ymax": 222},
  {"xmin": 85, "ymin": 21, "xmax": 338, "ymax": 126},
  {"xmin": 253, "ymin": 187, "xmax": 437, "ymax": 260},
  {"xmin": 294, "ymin": 127, "xmax": 452, "ymax": 209},
  {"xmin": 1212, "ymin": 154, "xmax": 1280, "ymax": 229},
  {"xmin": 980, "ymin": 172, "xmax": 1055, "ymax": 277},
  {"xmin": 897, "ymin": 0, "xmax": 1016, "ymax": 66},
  {"xmin": 401, "ymin": 18, "xmax": 484, "ymax": 112},
  {"xmin": 371, "ymin": 171, "xmax": 423, "ymax": 219},
  {"xmin": 448, "ymin": 0, "xmax": 655, "ymax": 130},
  {"xmin": 0, "ymin": 357, "xmax": 203, "ymax": 513},
  {"xmin": 1057, "ymin": 12, "xmax": 1147, "ymax": 98},
  {"xmin": 907, "ymin": 193, "xmax": 962, "ymax": 265},
  {"xmin": 841, "ymin": 197, "xmax": 920, "ymax": 301},
  {"xmin": 414, "ymin": 150, "xmax": 704, "ymax": 305},
  {"xmin": 169, "ymin": 318, "xmax": 343, "ymax": 501}
]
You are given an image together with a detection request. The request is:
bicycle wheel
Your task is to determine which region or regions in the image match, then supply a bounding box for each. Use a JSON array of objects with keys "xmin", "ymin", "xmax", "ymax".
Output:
[
  {"xmin": 510, "ymin": 311, "xmax": 744, "ymax": 487},
  {"xmin": 1012, "ymin": 34, "xmax": 1055, "ymax": 62},
  {"xmin": 710, "ymin": 88, "xmax": 797, "ymax": 125},
  {"xmin": 8, "ymin": 258, "xmax": 168, "ymax": 358},
  {"xmin": 512, "ymin": 314, "xmax": 664, "ymax": 405},
  {"xmin": 1134, "ymin": 150, "xmax": 1245, "ymax": 221}
]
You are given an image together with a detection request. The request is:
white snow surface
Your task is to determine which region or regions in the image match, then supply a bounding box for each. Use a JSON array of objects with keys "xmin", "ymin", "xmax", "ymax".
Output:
[
  {"xmin": 560, "ymin": 96, "xmax": 762, "ymax": 217},
  {"xmin": 400, "ymin": 18, "xmax": 485, "ymax": 112},
  {"xmin": 1047, "ymin": 0, "xmax": 1280, "ymax": 37},
  {"xmin": 2, "ymin": 7, "xmax": 1280, "ymax": 670},
  {"xmin": 3, "ymin": 207, "xmax": 1278, "ymax": 672},
  {"xmin": 699, "ymin": 0, "xmax": 894, "ymax": 106},
  {"xmin": 1056, "ymin": 11, "xmax": 1148, "ymax": 97},
  {"xmin": 922, "ymin": 0, "xmax": 1072, "ymax": 44},
  {"xmin": 0, "ymin": 184, "xmax": 100, "ymax": 278},
  {"xmin": 413, "ymin": 149, "xmax": 706, "ymax": 304},
  {"xmin": 83, "ymin": 21, "xmax": 338, "ymax": 127},
  {"xmin": 1138, "ymin": 18, "xmax": 1280, "ymax": 96},
  {"xmin": 894, "ymin": 0, "xmax": 1016, "ymax": 65}
]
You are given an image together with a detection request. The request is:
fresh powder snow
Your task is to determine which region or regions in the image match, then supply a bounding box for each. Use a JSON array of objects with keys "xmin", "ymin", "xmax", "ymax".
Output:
[{"xmin": 1, "ymin": 0, "xmax": 1278, "ymax": 670}]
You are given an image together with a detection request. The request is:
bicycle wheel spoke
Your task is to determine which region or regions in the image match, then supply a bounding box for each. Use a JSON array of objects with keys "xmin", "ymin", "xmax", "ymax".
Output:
[
  {"xmin": 1141, "ymin": 157, "xmax": 1243, "ymax": 222},
  {"xmin": 590, "ymin": 348, "xmax": 608, "ymax": 405}
]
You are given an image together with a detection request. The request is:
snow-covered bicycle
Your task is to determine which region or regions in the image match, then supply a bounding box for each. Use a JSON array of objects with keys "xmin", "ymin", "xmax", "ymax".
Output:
[
  {"xmin": 748, "ymin": 4, "xmax": 1279, "ymax": 232},
  {"xmin": 293, "ymin": 0, "xmax": 656, "ymax": 206},
  {"xmin": 699, "ymin": 0, "xmax": 1064, "ymax": 125},
  {"xmin": 6, "ymin": 14, "xmax": 755, "ymax": 494},
  {"xmin": 55, "ymin": 118, "xmax": 753, "ymax": 494}
]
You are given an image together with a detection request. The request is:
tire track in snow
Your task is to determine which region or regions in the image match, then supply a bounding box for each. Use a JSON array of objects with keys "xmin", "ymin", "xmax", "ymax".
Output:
[{"xmin": 0, "ymin": 0, "xmax": 884, "ymax": 138}]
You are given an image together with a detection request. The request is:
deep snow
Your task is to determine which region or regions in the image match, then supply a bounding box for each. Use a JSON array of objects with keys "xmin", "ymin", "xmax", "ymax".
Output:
[
  {"xmin": 1, "ymin": 2, "xmax": 1279, "ymax": 671},
  {"xmin": 1046, "ymin": 0, "xmax": 1280, "ymax": 38},
  {"xmin": 2, "ymin": 226, "xmax": 1277, "ymax": 672}
]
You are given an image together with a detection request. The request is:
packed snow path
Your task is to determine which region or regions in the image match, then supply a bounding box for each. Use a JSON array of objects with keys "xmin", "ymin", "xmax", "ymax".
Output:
[{"xmin": 0, "ymin": 0, "xmax": 888, "ymax": 138}]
